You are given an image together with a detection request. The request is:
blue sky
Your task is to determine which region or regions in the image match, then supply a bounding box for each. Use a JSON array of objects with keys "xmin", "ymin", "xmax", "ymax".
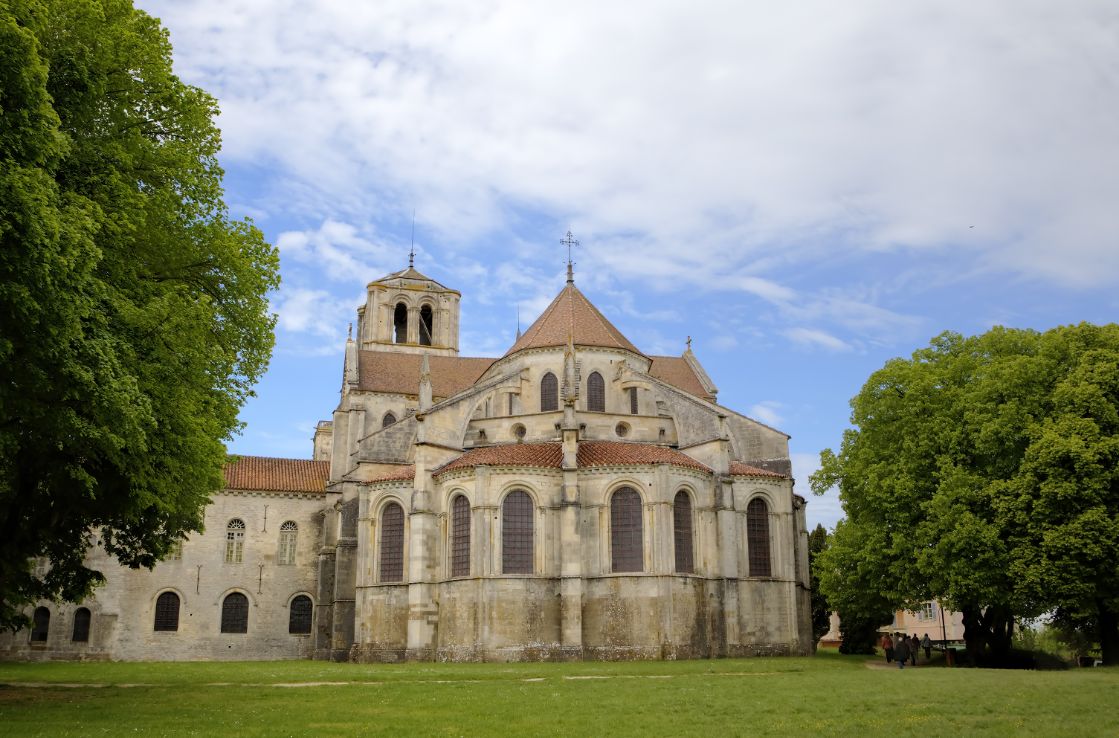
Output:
[{"xmin": 137, "ymin": 1, "xmax": 1119, "ymax": 530}]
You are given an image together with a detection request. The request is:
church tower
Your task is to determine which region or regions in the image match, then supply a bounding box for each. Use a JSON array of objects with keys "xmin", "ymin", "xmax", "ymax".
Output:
[{"xmin": 356, "ymin": 260, "xmax": 460, "ymax": 357}]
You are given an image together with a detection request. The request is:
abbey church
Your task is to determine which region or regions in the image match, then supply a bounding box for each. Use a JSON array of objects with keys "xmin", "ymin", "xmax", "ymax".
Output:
[{"xmin": 2, "ymin": 256, "xmax": 815, "ymax": 662}]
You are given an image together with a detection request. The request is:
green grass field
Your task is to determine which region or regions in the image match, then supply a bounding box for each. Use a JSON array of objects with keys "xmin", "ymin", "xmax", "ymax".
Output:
[{"xmin": 0, "ymin": 651, "xmax": 1115, "ymax": 736}]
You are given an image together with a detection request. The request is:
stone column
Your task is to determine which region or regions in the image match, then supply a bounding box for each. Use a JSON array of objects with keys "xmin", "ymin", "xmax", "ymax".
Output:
[{"xmin": 405, "ymin": 437, "xmax": 438, "ymax": 660}]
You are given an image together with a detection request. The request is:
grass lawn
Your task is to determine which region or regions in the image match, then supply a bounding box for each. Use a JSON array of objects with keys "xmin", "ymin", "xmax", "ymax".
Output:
[{"xmin": 0, "ymin": 651, "xmax": 1115, "ymax": 737}]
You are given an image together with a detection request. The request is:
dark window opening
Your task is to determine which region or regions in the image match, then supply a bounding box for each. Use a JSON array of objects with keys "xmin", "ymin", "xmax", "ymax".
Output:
[
  {"xmin": 72, "ymin": 608, "xmax": 91, "ymax": 642},
  {"xmin": 587, "ymin": 372, "xmax": 605, "ymax": 412},
  {"xmin": 220, "ymin": 592, "xmax": 248, "ymax": 634},
  {"xmin": 629, "ymin": 387, "xmax": 638, "ymax": 415},
  {"xmin": 673, "ymin": 491, "xmax": 695, "ymax": 574},
  {"xmin": 540, "ymin": 373, "xmax": 558, "ymax": 412},
  {"xmin": 155, "ymin": 591, "xmax": 180, "ymax": 632},
  {"xmin": 289, "ymin": 595, "xmax": 313, "ymax": 634},
  {"xmin": 611, "ymin": 487, "xmax": 644, "ymax": 573},
  {"xmin": 30, "ymin": 607, "xmax": 49, "ymax": 642},
  {"xmin": 382, "ymin": 412, "xmax": 397, "ymax": 428},
  {"xmin": 419, "ymin": 304, "xmax": 434, "ymax": 346},
  {"xmin": 393, "ymin": 302, "xmax": 408, "ymax": 343},
  {"xmin": 747, "ymin": 498, "xmax": 772, "ymax": 577},
  {"xmin": 502, "ymin": 491, "xmax": 534, "ymax": 574},
  {"xmin": 451, "ymin": 495, "xmax": 471, "ymax": 577},
  {"xmin": 380, "ymin": 503, "xmax": 405, "ymax": 582}
]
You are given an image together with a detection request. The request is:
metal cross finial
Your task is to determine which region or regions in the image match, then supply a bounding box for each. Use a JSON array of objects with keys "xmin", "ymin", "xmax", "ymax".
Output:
[
  {"xmin": 409, "ymin": 210, "xmax": 416, "ymax": 267},
  {"xmin": 561, "ymin": 230, "xmax": 579, "ymax": 283},
  {"xmin": 686, "ymin": 335, "xmax": 692, "ymax": 350}
]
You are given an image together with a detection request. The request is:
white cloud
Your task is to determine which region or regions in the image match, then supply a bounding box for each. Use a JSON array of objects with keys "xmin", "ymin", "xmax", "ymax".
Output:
[
  {"xmin": 710, "ymin": 335, "xmax": 739, "ymax": 351},
  {"xmin": 786, "ymin": 327, "xmax": 853, "ymax": 352},
  {"xmin": 141, "ymin": 0, "xmax": 1119, "ymax": 290},
  {"xmin": 749, "ymin": 401, "xmax": 784, "ymax": 427}
]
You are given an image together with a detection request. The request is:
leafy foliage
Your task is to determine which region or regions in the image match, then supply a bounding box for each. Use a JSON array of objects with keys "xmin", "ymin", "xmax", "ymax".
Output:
[
  {"xmin": 807, "ymin": 524, "xmax": 832, "ymax": 643},
  {"xmin": 0, "ymin": 0, "xmax": 279, "ymax": 629},
  {"xmin": 811, "ymin": 324, "xmax": 1119, "ymax": 665}
]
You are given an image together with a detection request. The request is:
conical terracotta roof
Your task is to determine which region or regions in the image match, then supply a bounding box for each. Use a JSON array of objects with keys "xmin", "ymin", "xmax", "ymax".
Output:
[{"xmin": 504, "ymin": 283, "xmax": 643, "ymax": 357}]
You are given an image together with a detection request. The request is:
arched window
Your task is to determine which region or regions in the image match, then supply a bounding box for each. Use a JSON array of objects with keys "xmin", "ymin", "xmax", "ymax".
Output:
[
  {"xmin": 393, "ymin": 302, "xmax": 408, "ymax": 343},
  {"xmin": 220, "ymin": 592, "xmax": 249, "ymax": 633},
  {"xmin": 451, "ymin": 495, "xmax": 471, "ymax": 577},
  {"xmin": 278, "ymin": 521, "xmax": 298, "ymax": 566},
  {"xmin": 540, "ymin": 372, "xmax": 558, "ymax": 412},
  {"xmin": 419, "ymin": 304, "xmax": 434, "ymax": 346},
  {"xmin": 747, "ymin": 498, "xmax": 771, "ymax": 577},
  {"xmin": 30, "ymin": 607, "xmax": 49, "ymax": 642},
  {"xmin": 502, "ymin": 491, "xmax": 534, "ymax": 574},
  {"xmin": 72, "ymin": 607, "xmax": 91, "ymax": 642},
  {"xmin": 587, "ymin": 371, "xmax": 605, "ymax": 412},
  {"xmin": 673, "ymin": 491, "xmax": 695, "ymax": 574},
  {"xmin": 154, "ymin": 592, "xmax": 180, "ymax": 632},
  {"xmin": 629, "ymin": 387, "xmax": 638, "ymax": 415},
  {"xmin": 225, "ymin": 518, "xmax": 245, "ymax": 564},
  {"xmin": 610, "ymin": 487, "xmax": 644, "ymax": 572},
  {"xmin": 379, "ymin": 502, "xmax": 405, "ymax": 583},
  {"xmin": 289, "ymin": 595, "xmax": 313, "ymax": 634},
  {"xmin": 382, "ymin": 411, "xmax": 397, "ymax": 428}
]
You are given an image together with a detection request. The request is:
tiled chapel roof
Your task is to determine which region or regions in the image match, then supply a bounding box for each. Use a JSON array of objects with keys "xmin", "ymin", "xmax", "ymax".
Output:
[
  {"xmin": 367, "ymin": 464, "xmax": 416, "ymax": 483},
  {"xmin": 648, "ymin": 355, "xmax": 714, "ymax": 401},
  {"xmin": 433, "ymin": 441, "xmax": 712, "ymax": 477},
  {"xmin": 728, "ymin": 461, "xmax": 787, "ymax": 479},
  {"xmin": 223, "ymin": 456, "xmax": 330, "ymax": 493},
  {"xmin": 358, "ymin": 352, "xmax": 495, "ymax": 397},
  {"xmin": 503, "ymin": 283, "xmax": 643, "ymax": 357}
]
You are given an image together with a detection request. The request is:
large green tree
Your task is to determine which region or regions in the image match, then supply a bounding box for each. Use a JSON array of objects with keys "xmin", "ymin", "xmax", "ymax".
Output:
[
  {"xmin": 811, "ymin": 324, "xmax": 1119, "ymax": 665},
  {"xmin": 0, "ymin": 0, "xmax": 279, "ymax": 629}
]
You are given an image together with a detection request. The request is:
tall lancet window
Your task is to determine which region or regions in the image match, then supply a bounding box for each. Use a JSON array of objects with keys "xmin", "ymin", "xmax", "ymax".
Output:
[
  {"xmin": 587, "ymin": 372, "xmax": 605, "ymax": 412},
  {"xmin": 540, "ymin": 372, "xmax": 558, "ymax": 412},
  {"xmin": 393, "ymin": 302, "xmax": 408, "ymax": 343},
  {"xmin": 673, "ymin": 491, "xmax": 694, "ymax": 574},
  {"xmin": 610, "ymin": 487, "xmax": 644, "ymax": 572},
  {"xmin": 747, "ymin": 498, "xmax": 772, "ymax": 577},
  {"xmin": 379, "ymin": 502, "xmax": 405, "ymax": 583},
  {"xmin": 419, "ymin": 304, "xmax": 434, "ymax": 346},
  {"xmin": 450, "ymin": 495, "xmax": 471, "ymax": 577}
]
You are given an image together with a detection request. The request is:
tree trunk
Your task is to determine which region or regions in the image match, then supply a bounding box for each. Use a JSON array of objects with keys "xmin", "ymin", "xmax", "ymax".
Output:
[{"xmin": 1099, "ymin": 601, "xmax": 1119, "ymax": 666}]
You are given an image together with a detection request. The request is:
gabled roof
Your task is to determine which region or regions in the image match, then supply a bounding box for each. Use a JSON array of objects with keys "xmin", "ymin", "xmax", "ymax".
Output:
[
  {"xmin": 648, "ymin": 355, "xmax": 715, "ymax": 401},
  {"xmin": 358, "ymin": 352, "xmax": 495, "ymax": 397},
  {"xmin": 503, "ymin": 283, "xmax": 643, "ymax": 357},
  {"xmin": 370, "ymin": 266, "xmax": 452, "ymax": 291},
  {"xmin": 223, "ymin": 456, "xmax": 330, "ymax": 493},
  {"xmin": 432, "ymin": 441, "xmax": 712, "ymax": 477}
]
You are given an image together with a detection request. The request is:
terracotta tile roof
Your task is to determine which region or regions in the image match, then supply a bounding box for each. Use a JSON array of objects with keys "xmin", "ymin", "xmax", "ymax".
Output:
[
  {"xmin": 223, "ymin": 456, "xmax": 330, "ymax": 493},
  {"xmin": 729, "ymin": 461, "xmax": 786, "ymax": 479},
  {"xmin": 504, "ymin": 283, "xmax": 643, "ymax": 357},
  {"xmin": 648, "ymin": 355, "xmax": 714, "ymax": 400},
  {"xmin": 358, "ymin": 352, "xmax": 495, "ymax": 397},
  {"xmin": 370, "ymin": 266, "xmax": 451, "ymax": 290},
  {"xmin": 368, "ymin": 464, "xmax": 416, "ymax": 483},
  {"xmin": 434, "ymin": 443, "xmax": 563, "ymax": 476},
  {"xmin": 578, "ymin": 441, "xmax": 711, "ymax": 471},
  {"xmin": 434, "ymin": 441, "xmax": 711, "ymax": 476}
]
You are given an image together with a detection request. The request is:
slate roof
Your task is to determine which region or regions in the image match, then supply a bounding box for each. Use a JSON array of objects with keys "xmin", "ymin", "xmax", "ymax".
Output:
[
  {"xmin": 728, "ymin": 461, "xmax": 787, "ymax": 479},
  {"xmin": 648, "ymin": 355, "xmax": 714, "ymax": 401},
  {"xmin": 223, "ymin": 456, "xmax": 330, "ymax": 493},
  {"xmin": 433, "ymin": 441, "xmax": 712, "ymax": 476},
  {"xmin": 358, "ymin": 352, "xmax": 495, "ymax": 397},
  {"xmin": 503, "ymin": 283, "xmax": 643, "ymax": 357}
]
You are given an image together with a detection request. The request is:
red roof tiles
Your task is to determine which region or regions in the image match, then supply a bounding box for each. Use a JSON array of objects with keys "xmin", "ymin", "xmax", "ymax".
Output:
[
  {"xmin": 728, "ymin": 461, "xmax": 786, "ymax": 478},
  {"xmin": 358, "ymin": 352, "xmax": 494, "ymax": 397},
  {"xmin": 648, "ymin": 355, "xmax": 714, "ymax": 401},
  {"xmin": 223, "ymin": 456, "xmax": 330, "ymax": 493},
  {"xmin": 368, "ymin": 464, "xmax": 416, "ymax": 483},
  {"xmin": 433, "ymin": 441, "xmax": 713, "ymax": 476},
  {"xmin": 504, "ymin": 283, "xmax": 643, "ymax": 357}
]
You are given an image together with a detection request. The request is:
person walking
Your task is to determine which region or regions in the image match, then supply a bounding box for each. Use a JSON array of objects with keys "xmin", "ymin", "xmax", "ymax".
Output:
[
  {"xmin": 910, "ymin": 634, "xmax": 920, "ymax": 666},
  {"xmin": 921, "ymin": 633, "xmax": 932, "ymax": 660},
  {"xmin": 881, "ymin": 633, "xmax": 894, "ymax": 664},
  {"xmin": 895, "ymin": 633, "xmax": 910, "ymax": 669}
]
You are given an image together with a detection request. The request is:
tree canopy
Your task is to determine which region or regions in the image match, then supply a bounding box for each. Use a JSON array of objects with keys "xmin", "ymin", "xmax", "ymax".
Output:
[
  {"xmin": 0, "ymin": 0, "xmax": 279, "ymax": 629},
  {"xmin": 811, "ymin": 324, "xmax": 1119, "ymax": 664}
]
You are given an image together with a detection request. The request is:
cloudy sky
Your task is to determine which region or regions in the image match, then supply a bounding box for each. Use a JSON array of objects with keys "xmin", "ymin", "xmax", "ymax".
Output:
[{"xmin": 137, "ymin": 0, "xmax": 1119, "ymax": 530}]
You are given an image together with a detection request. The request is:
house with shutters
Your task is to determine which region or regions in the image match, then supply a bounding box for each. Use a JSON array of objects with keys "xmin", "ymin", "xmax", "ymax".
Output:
[{"xmin": 1, "ymin": 255, "xmax": 814, "ymax": 662}]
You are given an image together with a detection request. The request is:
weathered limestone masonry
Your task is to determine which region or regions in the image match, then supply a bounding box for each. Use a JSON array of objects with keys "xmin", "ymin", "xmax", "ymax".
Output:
[{"xmin": 1, "ymin": 259, "xmax": 814, "ymax": 662}]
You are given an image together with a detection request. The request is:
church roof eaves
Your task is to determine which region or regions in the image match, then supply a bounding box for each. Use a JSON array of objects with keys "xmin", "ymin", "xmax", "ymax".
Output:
[
  {"xmin": 432, "ymin": 441, "xmax": 711, "ymax": 477},
  {"xmin": 728, "ymin": 461, "xmax": 787, "ymax": 479},
  {"xmin": 358, "ymin": 352, "xmax": 495, "ymax": 397}
]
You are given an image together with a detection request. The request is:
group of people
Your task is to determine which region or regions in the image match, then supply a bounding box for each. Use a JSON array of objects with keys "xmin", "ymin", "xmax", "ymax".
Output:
[{"xmin": 880, "ymin": 632, "xmax": 933, "ymax": 669}]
